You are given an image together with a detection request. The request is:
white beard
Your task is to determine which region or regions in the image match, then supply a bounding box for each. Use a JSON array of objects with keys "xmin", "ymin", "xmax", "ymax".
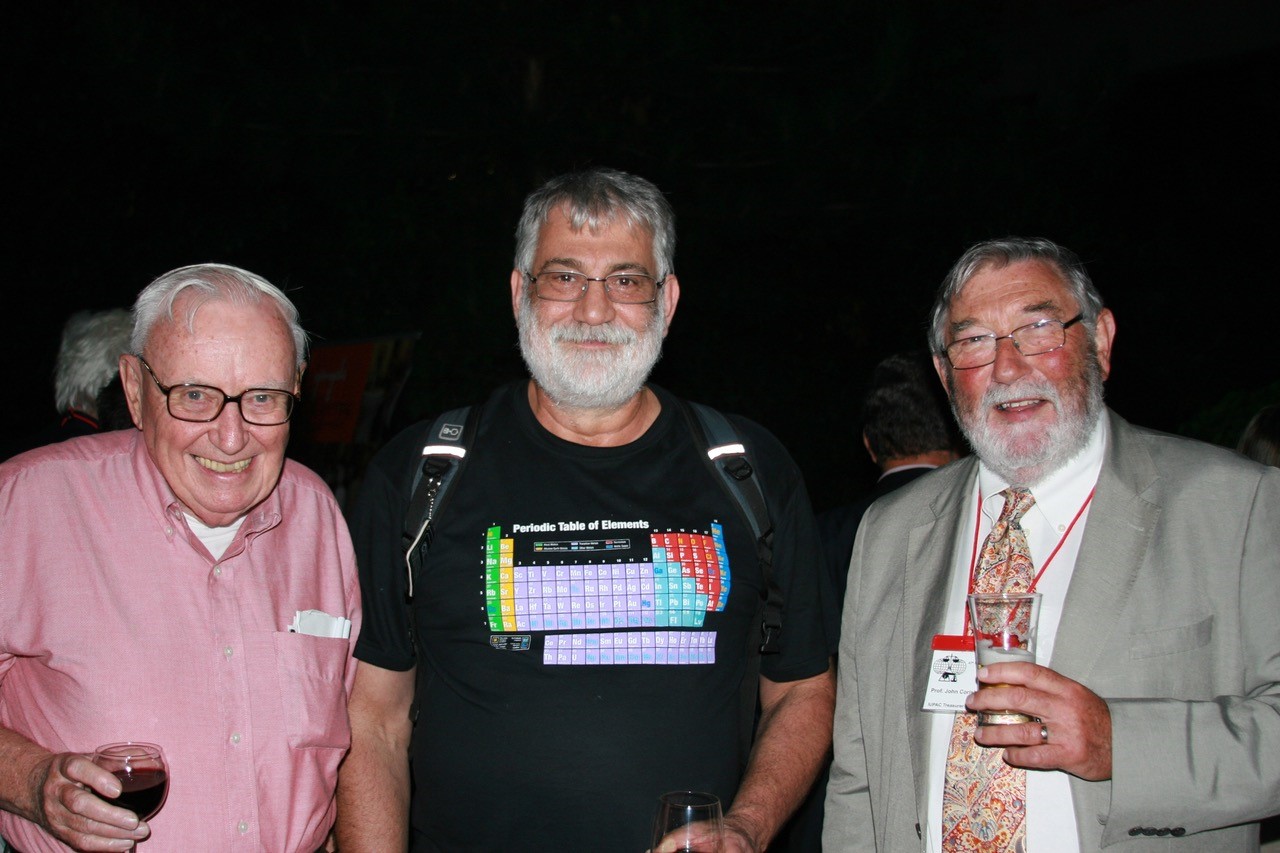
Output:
[
  {"xmin": 517, "ymin": 292, "xmax": 666, "ymax": 412},
  {"xmin": 951, "ymin": 352, "xmax": 1105, "ymax": 486}
]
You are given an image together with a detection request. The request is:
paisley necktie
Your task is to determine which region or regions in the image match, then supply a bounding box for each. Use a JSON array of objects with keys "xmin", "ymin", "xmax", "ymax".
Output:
[{"xmin": 941, "ymin": 487, "xmax": 1036, "ymax": 852}]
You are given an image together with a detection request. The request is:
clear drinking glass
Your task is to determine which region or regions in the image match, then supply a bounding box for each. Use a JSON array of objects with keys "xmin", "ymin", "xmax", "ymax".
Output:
[
  {"xmin": 92, "ymin": 741, "xmax": 169, "ymax": 821},
  {"xmin": 968, "ymin": 592, "xmax": 1043, "ymax": 724},
  {"xmin": 651, "ymin": 790, "xmax": 724, "ymax": 853}
]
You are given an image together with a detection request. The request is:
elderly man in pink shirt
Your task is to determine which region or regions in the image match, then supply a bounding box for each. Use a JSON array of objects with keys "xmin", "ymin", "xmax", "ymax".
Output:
[{"xmin": 0, "ymin": 264, "xmax": 360, "ymax": 852}]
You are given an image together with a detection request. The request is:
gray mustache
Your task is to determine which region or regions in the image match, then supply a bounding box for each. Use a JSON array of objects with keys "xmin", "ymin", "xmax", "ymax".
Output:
[{"xmin": 549, "ymin": 324, "xmax": 637, "ymax": 346}]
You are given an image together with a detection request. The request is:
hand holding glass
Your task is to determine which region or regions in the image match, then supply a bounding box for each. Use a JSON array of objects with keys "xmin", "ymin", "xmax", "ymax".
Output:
[
  {"xmin": 651, "ymin": 790, "xmax": 724, "ymax": 853},
  {"xmin": 92, "ymin": 742, "xmax": 169, "ymax": 821},
  {"xmin": 968, "ymin": 592, "xmax": 1042, "ymax": 725}
]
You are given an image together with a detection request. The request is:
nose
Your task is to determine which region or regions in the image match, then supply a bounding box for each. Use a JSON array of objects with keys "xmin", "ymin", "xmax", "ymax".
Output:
[
  {"xmin": 989, "ymin": 334, "xmax": 1032, "ymax": 384},
  {"xmin": 572, "ymin": 277, "xmax": 617, "ymax": 325},
  {"xmin": 209, "ymin": 399, "xmax": 251, "ymax": 453}
]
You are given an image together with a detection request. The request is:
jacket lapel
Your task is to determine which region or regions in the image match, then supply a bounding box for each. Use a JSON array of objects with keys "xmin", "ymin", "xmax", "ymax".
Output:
[
  {"xmin": 1051, "ymin": 411, "xmax": 1160, "ymax": 680},
  {"xmin": 903, "ymin": 459, "xmax": 976, "ymax": 807}
]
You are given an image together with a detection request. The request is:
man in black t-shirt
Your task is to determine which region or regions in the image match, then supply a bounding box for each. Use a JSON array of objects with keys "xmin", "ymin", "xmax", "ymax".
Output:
[{"xmin": 337, "ymin": 168, "xmax": 836, "ymax": 852}]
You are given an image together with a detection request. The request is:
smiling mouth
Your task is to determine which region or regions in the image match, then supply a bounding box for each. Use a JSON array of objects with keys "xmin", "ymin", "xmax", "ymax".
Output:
[
  {"xmin": 196, "ymin": 456, "xmax": 250, "ymax": 473},
  {"xmin": 995, "ymin": 399, "xmax": 1042, "ymax": 412}
]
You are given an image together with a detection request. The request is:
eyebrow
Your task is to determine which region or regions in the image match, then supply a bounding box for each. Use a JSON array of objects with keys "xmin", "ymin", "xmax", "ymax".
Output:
[
  {"xmin": 1022, "ymin": 299, "xmax": 1064, "ymax": 315},
  {"xmin": 183, "ymin": 380, "xmax": 297, "ymax": 394},
  {"xmin": 537, "ymin": 257, "xmax": 654, "ymax": 276},
  {"xmin": 142, "ymin": 357, "xmax": 295, "ymax": 393}
]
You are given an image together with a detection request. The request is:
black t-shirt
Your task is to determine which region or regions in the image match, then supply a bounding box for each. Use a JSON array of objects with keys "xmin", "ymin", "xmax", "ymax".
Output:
[{"xmin": 351, "ymin": 381, "xmax": 834, "ymax": 852}]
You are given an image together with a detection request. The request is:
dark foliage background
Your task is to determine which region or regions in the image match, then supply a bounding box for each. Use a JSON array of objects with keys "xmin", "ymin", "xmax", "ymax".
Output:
[{"xmin": 5, "ymin": 1, "xmax": 1278, "ymax": 510}]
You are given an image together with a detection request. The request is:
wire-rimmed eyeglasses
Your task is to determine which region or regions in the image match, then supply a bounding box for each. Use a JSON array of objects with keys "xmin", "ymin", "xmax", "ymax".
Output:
[
  {"xmin": 943, "ymin": 314, "xmax": 1084, "ymax": 370},
  {"xmin": 525, "ymin": 270, "xmax": 665, "ymax": 304},
  {"xmin": 137, "ymin": 357, "xmax": 299, "ymax": 425}
]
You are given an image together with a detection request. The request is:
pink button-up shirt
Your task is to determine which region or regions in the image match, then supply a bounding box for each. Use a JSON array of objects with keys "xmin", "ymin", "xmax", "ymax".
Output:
[{"xmin": 0, "ymin": 430, "xmax": 360, "ymax": 852}]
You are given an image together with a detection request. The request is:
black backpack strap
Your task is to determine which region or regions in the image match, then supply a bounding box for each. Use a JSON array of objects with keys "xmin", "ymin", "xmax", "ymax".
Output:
[
  {"xmin": 402, "ymin": 404, "xmax": 480, "ymax": 598},
  {"xmin": 680, "ymin": 399, "xmax": 785, "ymax": 767},
  {"xmin": 681, "ymin": 401, "xmax": 782, "ymax": 654}
]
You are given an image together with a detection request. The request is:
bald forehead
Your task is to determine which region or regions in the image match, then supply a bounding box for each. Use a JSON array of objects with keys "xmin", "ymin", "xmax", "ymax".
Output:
[{"xmin": 150, "ymin": 293, "xmax": 293, "ymax": 357}]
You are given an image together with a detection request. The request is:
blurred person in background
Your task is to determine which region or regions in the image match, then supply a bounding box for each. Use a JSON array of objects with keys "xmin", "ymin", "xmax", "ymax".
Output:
[
  {"xmin": 3, "ymin": 309, "xmax": 133, "ymax": 460},
  {"xmin": 816, "ymin": 354, "xmax": 960, "ymax": 606},
  {"xmin": 1238, "ymin": 403, "xmax": 1280, "ymax": 468}
]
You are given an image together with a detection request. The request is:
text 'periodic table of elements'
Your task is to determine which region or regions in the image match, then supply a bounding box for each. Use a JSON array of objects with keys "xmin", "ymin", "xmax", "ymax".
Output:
[{"xmin": 483, "ymin": 523, "xmax": 731, "ymax": 665}]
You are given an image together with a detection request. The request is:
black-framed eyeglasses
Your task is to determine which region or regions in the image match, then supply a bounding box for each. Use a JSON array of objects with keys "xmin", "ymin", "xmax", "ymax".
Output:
[
  {"xmin": 944, "ymin": 314, "xmax": 1084, "ymax": 370},
  {"xmin": 525, "ymin": 270, "xmax": 665, "ymax": 304},
  {"xmin": 137, "ymin": 357, "xmax": 299, "ymax": 425}
]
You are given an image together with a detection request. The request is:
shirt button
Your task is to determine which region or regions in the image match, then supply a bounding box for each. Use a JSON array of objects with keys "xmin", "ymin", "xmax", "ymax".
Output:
[
  {"xmin": 230, "ymin": 732, "xmax": 241, "ymax": 744},
  {"xmin": 213, "ymin": 566, "xmax": 222, "ymax": 576},
  {"xmin": 237, "ymin": 820, "xmax": 249, "ymax": 833},
  {"xmin": 224, "ymin": 646, "xmax": 234, "ymax": 658},
  {"xmin": 164, "ymin": 526, "xmax": 173, "ymax": 536}
]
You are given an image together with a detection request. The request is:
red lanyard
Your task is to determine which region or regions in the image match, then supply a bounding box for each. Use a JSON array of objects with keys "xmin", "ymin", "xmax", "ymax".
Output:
[{"xmin": 960, "ymin": 486, "xmax": 1096, "ymax": 636}]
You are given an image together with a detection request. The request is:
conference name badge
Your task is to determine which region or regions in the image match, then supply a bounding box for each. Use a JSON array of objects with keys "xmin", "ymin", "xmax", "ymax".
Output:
[{"xmin": 923, "ymin": 634, "xmax": 976, "ymax": 712}]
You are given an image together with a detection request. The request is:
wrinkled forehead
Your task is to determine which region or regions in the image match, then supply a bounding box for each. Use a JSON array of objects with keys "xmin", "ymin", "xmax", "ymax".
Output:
[
  {"xmin": 531, "ymin": 206, "xmax": 659, "ymax": 272},
  {"xmin": 949, "ymin": 258, "xmax": 1076, "ymax": 320}
]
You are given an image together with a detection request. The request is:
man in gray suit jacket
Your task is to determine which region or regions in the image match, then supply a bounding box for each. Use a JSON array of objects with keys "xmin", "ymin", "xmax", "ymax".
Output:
[{"xmin": 825, "ymin": 237, "xmax": 1280, "ymax": 851}]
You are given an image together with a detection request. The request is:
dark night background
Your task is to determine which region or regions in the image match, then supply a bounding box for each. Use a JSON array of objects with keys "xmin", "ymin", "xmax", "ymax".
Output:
[{"xmin": 5, "ymin": 1, "xmax": 1279, "ymax": 512}]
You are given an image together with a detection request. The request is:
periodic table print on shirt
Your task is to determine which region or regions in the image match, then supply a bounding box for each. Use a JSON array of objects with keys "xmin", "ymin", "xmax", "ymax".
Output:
[{"xmin": 482, "ymin": 522, "xmax": 731, "ymax": 665}]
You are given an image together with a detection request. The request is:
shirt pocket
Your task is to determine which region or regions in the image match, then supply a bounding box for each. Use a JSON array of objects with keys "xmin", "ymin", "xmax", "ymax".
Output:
[{"xmin": 273, "ymin": 631, "xmax": 351, "ymax": 750}]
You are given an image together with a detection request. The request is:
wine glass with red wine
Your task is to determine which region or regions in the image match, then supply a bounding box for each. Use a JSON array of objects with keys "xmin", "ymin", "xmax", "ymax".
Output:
[
  {"xmin": 650, "ymin": 790, "xmax": 724, "ymax": 853},
  {"xmin": 92, "ymin": 742, "xmax": 169, "ymax": 821}
]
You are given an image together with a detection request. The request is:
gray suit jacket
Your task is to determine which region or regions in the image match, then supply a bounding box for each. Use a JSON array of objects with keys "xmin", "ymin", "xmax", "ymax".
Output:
[{"xmin": 824, "ymin": 410, "xmax": 1280, "ymax": 851}]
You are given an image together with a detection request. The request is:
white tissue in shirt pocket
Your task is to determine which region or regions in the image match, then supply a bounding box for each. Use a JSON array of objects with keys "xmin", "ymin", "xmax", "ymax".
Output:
[{"xmin": 289, "ymin": 609, "xmax": 352, "ymax": 639}]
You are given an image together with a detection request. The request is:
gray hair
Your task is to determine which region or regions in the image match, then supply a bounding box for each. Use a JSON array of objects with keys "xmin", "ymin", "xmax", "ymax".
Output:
[
  {"xmin": 54, "ymin": 308, "xmax": 134, "ymax": 414},
  {"xmin": 928, "ymin": 237, "xmax": 1106, "ymax": 355},
  {"xmin": 513, "ymin": 167, "xmax": 677, "ymax": 279},
  {"xmin": 130, "ymin": 263, "xmax": 309, "ymax": 369}
]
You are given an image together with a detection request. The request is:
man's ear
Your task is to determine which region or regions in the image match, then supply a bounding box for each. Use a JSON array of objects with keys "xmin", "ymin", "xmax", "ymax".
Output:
[
  {"xmin": 119, "ymin": 354, "xmax": 145, "ymax": 430},
  {"xmin": 510, "ymin": 269, "xmax": 527, "ymax": 319},
  {"xmin": 862, "ymin": 431, "xmax": 878, "ymax": 465},
  {"xmin": 1092, "ymin": 308, "xmax": 1116, "ymax": 380},
  {"xmin": 658, "ymin": 273, "xmax": 680, "ymax": 335}
]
